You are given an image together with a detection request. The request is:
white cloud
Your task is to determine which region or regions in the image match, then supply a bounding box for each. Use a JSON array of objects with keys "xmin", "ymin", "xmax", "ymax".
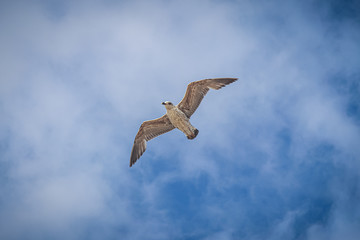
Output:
[{"xmin": 1, "ymin": 0, "xmax": 360, "ymax": 239}]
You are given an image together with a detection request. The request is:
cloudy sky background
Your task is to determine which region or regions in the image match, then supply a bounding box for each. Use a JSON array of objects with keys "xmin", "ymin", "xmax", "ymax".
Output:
[{"xmin": 1, "ymin": 0, "xmax": 360, "ymax": 239}]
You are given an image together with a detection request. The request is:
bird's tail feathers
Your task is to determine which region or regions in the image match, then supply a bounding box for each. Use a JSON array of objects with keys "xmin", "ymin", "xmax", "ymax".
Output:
[{"xmin": 187, "ymin": 129, "xmax": 199, "ymax": 140}]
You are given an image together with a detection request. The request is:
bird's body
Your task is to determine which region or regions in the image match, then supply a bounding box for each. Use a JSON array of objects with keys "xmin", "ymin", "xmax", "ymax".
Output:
[
  {"xmin": 130, "ymin": 78, "xmax": 238, "ymax": 167},
  {"xmin": 163, "ymin": 102, "xmax": 198, "ymax": 139}
]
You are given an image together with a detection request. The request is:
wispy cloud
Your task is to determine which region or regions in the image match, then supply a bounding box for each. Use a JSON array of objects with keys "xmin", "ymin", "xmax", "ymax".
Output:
[{"xmin": 0, "ymin": 0, "xmax": 359, "ymax": 239}]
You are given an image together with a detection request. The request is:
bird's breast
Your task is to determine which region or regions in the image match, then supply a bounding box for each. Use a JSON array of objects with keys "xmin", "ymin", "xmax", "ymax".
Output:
[{"xmin": 167, "ymin": 107, "xmax": 190, "ymax": 130}]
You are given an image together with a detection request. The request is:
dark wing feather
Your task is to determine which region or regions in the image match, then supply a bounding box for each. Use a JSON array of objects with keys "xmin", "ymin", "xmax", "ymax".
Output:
[
  {"xmin": 130, "ymin": 114, "xmax": 175, "ymax": 167},
  {"xmin": 177, "ymin": 78, "xmax": 238, "ymax": 118}
]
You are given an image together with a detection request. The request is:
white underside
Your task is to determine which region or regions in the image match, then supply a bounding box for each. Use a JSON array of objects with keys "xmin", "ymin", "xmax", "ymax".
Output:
[{"xmin": 166, "ymin": 107, "xmax": 196, "ymax": 137}]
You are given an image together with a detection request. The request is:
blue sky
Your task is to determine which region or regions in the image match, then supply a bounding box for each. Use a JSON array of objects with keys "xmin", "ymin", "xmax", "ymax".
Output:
[{"xmin": 0, "ymin": 0, "xmax": 360, "ymax": 239}]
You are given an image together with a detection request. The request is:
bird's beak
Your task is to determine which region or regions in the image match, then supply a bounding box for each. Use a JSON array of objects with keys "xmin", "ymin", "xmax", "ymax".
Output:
[{"xmin": 162, "ymin": 102, "xmax": 165, "ymax": 105}]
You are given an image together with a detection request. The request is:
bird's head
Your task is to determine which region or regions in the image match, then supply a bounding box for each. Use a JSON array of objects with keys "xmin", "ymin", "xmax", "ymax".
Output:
[
  {"xmin": 162, "ymin": 101, "xmax": 173, "ymax": 106},
  {"xmin": 162, "ymin": 101, "xmax": 174, "ymax": 109}
]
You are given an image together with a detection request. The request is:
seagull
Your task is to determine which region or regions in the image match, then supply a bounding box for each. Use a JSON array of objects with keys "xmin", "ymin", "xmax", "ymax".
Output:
[{"xmin": 130, "ymin": 78, "xmax": 238, "ymax": 167}]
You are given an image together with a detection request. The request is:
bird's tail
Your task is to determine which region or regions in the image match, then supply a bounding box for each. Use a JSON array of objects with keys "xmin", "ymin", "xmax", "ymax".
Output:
[{"xmin": 187, "ymin": 129, "xmax": 199, "ymax": 140}]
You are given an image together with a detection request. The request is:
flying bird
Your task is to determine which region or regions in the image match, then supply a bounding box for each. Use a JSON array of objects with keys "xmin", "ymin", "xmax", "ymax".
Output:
[{"xmin": 130, "ymin": 78, "xmax": 238, "ymax": 167}]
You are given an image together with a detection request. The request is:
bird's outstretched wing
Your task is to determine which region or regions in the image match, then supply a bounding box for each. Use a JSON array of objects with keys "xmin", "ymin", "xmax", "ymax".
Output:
[
  {"xmin": 177, "ymin": 78, "xmax": 238, "ymax": 118},
  {"xmin": 130, "ymin": 114, "xmax": 175, "ymax": 167}
]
